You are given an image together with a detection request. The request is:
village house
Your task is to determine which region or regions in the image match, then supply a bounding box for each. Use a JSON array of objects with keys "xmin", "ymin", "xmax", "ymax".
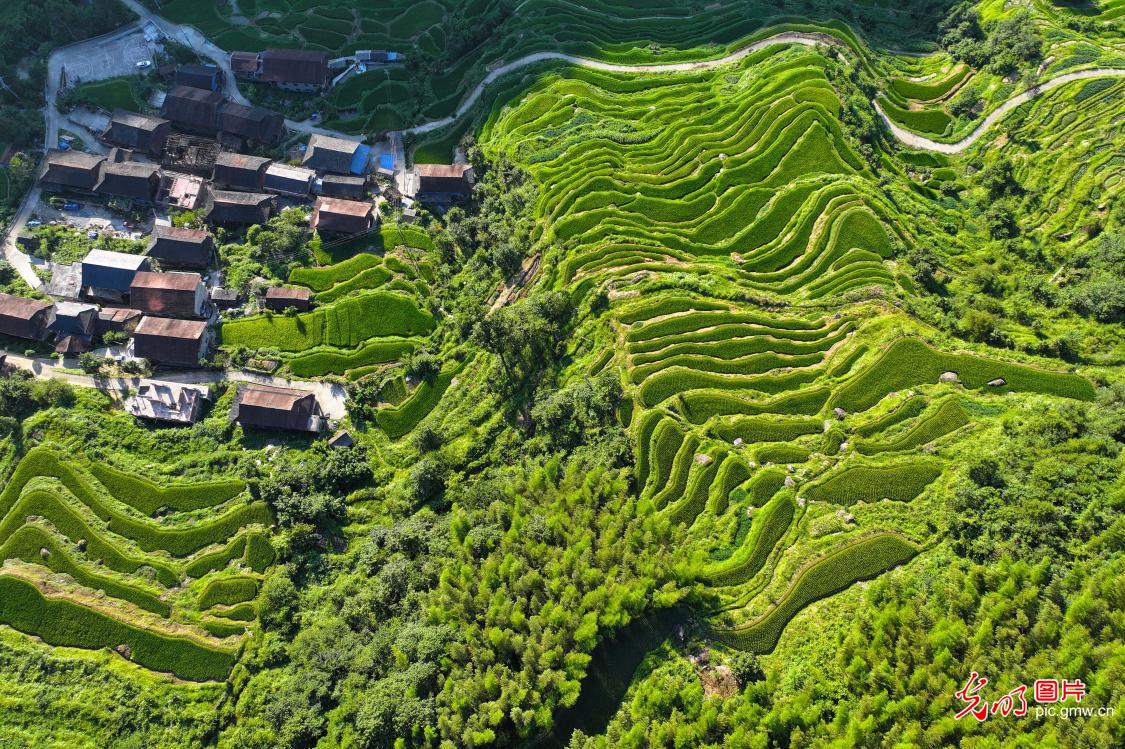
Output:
[
  {"xmin": 210, "ymin": 287, "xmax": 242, "ymax": 309},
  {"xmin": 317, "ymin": 174, "xmax": 367, "ymax": 200},
  {"xmin": 210, "ymin": 287, "xmax": 241, "ymax": 309},
  {"xmin": 175, "ymin": 63, "xmax": 222, "ymax": 92},
  {"xmin": 95, "ymin": 160, "xmax": 161, "ymax": 203},
  {"xmin": 230, "ymin": 51, "xmax": 260, "ymax": 79},
  {"xmin": 231, "ymin": 383, "xmax": 324, "ymax": 432},
  {"xmin": 264, "ymin": 286, "xmax": 311, "ymax": 312},
  {"xmin": 218, "ymin": 103, "xmax": 286, "ymax": 147},
  {"xmin": 37, "ymin": 150, "xmax": 105, "ymax": 193},
  {"xmin": 161, "ymin": 172, "xmax": 207, "ymax": 210},
  {"xmin": 81, "ymin": 249, "xmax": 151, "ymax": 300},
  {"xmin": 260, "ymin": 49, "xmax": 329, "ymax": 92},
  {"xmin": 263, "ymin": 163, "xmax": 316, "ymax": 198},
  {"xmin": 162, "ymin": 85, "xmax": 225, "ymax": 134},
  {"xmin": 126, "ymin": 380, "xmax": 211, "ymax": 425},
  {"xmin": 132, "ymin": 316, "xmax": 209, "ymax": 367},
  {"xmin": 162, "ymin": 133, "xmax": 221, "ymax": 177},
  {"xmin": 145, "ymin": 226, "xmax": 214, "ymax": 270},
  {"xmin": 203, "ymin": 188, "xmax": 275, "ymax": 225},
  {"xmin": 55, "ymin": 334, "xmax": 92, "ymax": 355},
  {"xmin": 414, "ymin": 163, "xmax": 475, "ymax": 197},
  {"xmin": 310, "ymin": 196, "xmax": 376, "ymax": 236},
  {"xmin": 302, "ymin": 134, "xmax": 371, "ymax": 175},
  {"xmin": 212, "ymin": 152, "xmax": 272, "ymax": 191},
  {"xmin": 95, "ymin": 307, "xmax": 142, "ymax": 337},
  {"xmin": 49, "ymin": 301, "xmax": 98, "ymax": 337},
  {"xmin": 0, "ymin": 293, "xmax": 54, "ymax": 340},
  {"xmin": 102, "ymin": 110, "xmax": 171, "ymax": 156},
  {"xmin": 130, "ymin": 272, "xmax": 207, "ymax": 318}
]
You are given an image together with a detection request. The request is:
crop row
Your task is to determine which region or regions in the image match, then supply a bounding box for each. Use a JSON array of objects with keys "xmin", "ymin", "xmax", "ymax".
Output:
[
  {"xmin": 716, "ymin": 533, "xmax": 920, "ymax": 652},
  {"xmin": 856, "ymin": 398, "xmax": 971, "ymax": 455},
  {"xmin": 711, "ymin": 416, "xmax": 822, "ymax": 445},
  {"xmin": 680, "ymin": 386, "xmax": 831, "ymax": 426},
  {"xmin": 88, "ymin": 462, "xmax": 245, "ymax": 516},
  {"xmin": 665, "ymin": 451, "xmax": 725, "ymax": 526},
  {"xmin": 221, "ymin": 291, "xmax": 435, "ymax": 352},
  {"xmin": 0, "ymin": 574, "xmax": 235, "ymax": 681},
  {"xmin": 638, "ymin": 364, "xmax": 823, "ymax": 408},
  {"xmin": 287, "ymin": 337, "xmax": 418, "ymax": 378},
  {"xmin": 706, "ymin": 454, "xmax": 753, "ymax": 516},
  {"xmin": 375, "ymin": 366, "xmax": 458, "ymax": 439},
  {"xmin": 649, "ymin": 433, "xmax": 702, "ymax": 510},
  {"xmin": 803, "ymin": 458, "xmax": 944, "ymax": 506},
  {"xmin": 639, "ymin": 418, "xmax": 688, "ymax": 502},
  {"xmin": 852, "ymin": 395, "xmax": 928, "ymax": 437},
  {"xmin": 830, "ymin": 338, "xmax": 1096, "ymax": 413},
  {"xmin": 699, "ymin": 492, "xmax": 796, "ymax": 588},
  {"xmin": 197, "ymin": 576, "xmax": 260, "ymax": 611},
  {"xmin": 1, "ymin": 524, "xmax": 170, "ymax": 617}
]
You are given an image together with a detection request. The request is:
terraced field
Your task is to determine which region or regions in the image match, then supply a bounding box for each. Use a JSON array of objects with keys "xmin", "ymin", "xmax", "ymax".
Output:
[
  {"xmin": 483, "ymin": 41, "xmax": 1100, "ymax": 650},
  {"xmin": 219, "ymin": 224, "xmax": 439, "ymax": 381},
  {"xmin": 0, "ymin": 447, "xmax": 274, "ymax": 680}
]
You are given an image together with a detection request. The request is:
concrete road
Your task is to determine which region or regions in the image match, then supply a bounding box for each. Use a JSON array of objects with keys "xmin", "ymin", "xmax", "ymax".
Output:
[
  {"xmin": 1, "ymin": 186, "xmax": 45, "ymax": 289},
  {"xmin": 117, "ymin": 0, "xmax": 251, "ymax": 106},
  {"xmin": 3, "ymin": 352, "xmax": 349, "ymax": 419}
]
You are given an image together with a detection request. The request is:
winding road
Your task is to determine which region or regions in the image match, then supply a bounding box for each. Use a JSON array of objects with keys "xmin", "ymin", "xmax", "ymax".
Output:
[{"xmin": 875, "ymin": 67, "xmax": 1125, "ymax": 153}]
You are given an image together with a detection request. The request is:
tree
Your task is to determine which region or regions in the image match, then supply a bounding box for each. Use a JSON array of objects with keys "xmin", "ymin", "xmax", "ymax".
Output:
[{"xmin": 985, "ymin": 11, "xmax": 1042, "ymax": 75}]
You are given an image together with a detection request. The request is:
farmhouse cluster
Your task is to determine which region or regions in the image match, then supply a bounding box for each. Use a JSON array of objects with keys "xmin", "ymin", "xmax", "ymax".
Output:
[{"xmin": 1, "ymin": 39, "xmax": 480, "ymax": 435}]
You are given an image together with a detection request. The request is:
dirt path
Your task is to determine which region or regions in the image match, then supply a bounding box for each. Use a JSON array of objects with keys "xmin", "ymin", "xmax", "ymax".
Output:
[{"xmin": 2, "ymin": 353, "xmax": 348, "ymax": 418}]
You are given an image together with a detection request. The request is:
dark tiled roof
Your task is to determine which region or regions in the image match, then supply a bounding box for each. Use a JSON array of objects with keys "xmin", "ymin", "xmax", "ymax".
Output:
[
  {"xmin": 38, "ymin": 150, "xmax": 105, "ymax": 190},
  {"xmin": 95, "ymin": 161, "xmax": 160, "ymax": 201},
  {"xmin": 260, "ymin": 49, "xmax": 328, "ymax": 85},
  {"xmin": 302, "ymin": 134, "xmax": 361, "ymax": 174},
  {"xmin": 103, "ymin": 110, "xmax": 170, "ymax": 154},
  {"xmin": 162, "ymin": 85, "xmax": 223, "ymax": 131},
  {"xmin": 134, "ymin": 315, "xmax": 207, "ymax": 340}
]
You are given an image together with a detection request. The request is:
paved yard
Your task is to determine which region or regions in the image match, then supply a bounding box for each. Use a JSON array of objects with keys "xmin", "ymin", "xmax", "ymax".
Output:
[{"xmin": 60, "ymin": 30, "xmax": 154, "ymax": 86}]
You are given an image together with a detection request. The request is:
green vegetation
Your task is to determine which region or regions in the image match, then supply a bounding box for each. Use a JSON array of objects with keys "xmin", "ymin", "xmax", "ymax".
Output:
[
  {"xmin": 220, "ymin": 290, "xmax": 435, "ymax": 351},
  {"xmin": 63, "ymin": 76, "xmax": 150, "ymax": 112},
  {"xmin": 716, "ymin": 533, "xmax": 920, "ymax": 652},
  {"xmin": 0, "ymin": 575, "xmax": 235, "ymax": 682},
  {"xmin": 804, "ymin": 459, "xmax": 944, "ymax": 505}
]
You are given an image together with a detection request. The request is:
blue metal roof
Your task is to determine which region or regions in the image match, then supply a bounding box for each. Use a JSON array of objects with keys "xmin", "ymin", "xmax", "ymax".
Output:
[
  {"xmin": 350, "ymin": 143, "xmax": 372, "ymax": 175},
  {"xmin": 378, "ymin": 153, "xmax": 394, "ymax": 171}
]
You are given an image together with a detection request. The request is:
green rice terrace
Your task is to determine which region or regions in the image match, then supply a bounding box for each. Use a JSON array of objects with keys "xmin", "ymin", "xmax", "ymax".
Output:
[{"xmin": 1, "ymin": 0, "xmax": 1123, "ymax": 747}]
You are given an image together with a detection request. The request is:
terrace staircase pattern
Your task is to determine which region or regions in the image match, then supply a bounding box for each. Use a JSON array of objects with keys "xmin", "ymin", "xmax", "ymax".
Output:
[{"xmin": 485, "ymin": 45, "xmax": 1099, "ymax": 650}]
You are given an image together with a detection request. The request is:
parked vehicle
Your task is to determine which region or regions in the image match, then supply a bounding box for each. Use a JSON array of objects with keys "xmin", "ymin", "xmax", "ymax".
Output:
[
  {"xmin": 26, "ymin": 220, "xmax": 42, "ymax": 228},
  {"xmin": 136, "ymin": 60, "xmax": 152, "ymax": 69},
  {"xmin": 61, "ymin": 202, "xmax": 81, "ymax": 212}
]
